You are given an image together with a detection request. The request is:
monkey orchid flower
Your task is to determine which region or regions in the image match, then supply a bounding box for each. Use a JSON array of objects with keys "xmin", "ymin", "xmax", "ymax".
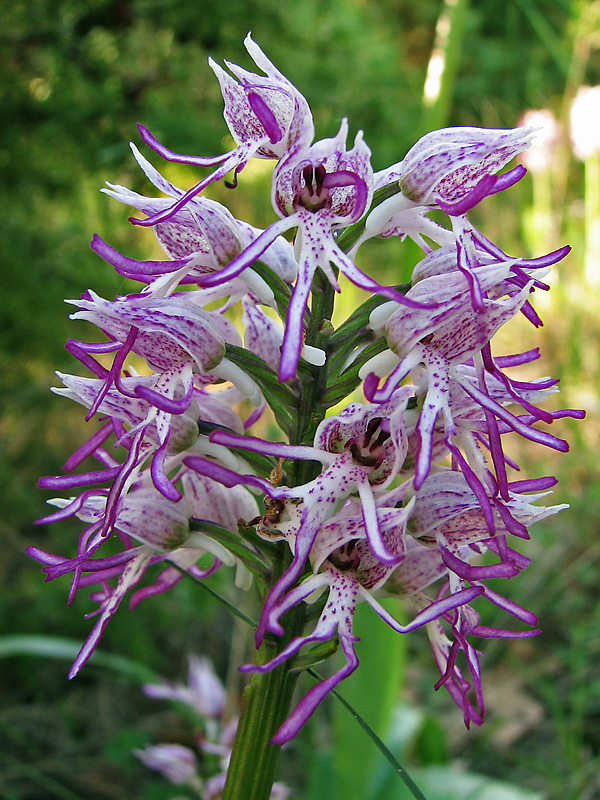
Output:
[
  {"xmin": 96, "ymin": 142, "xmax": 297, "ymax": 304},
  {"xmin": 360, "ymin": 255, "xmax": 575, "ymax": 490},
  {"xmin": 240, "ymin": 497, "xmax": 482, "ymax": 744},
  {"xmin": 391, "ymin": 467, "xmax": 569, "ymax": 726},
  {"xmin": 356, "ymin": 126, "xmax": 558, "ymax": 311},
  {"xmin": 65, "ymin": 290, "xmax": 262, "ymax": 420},
  {"xmin": 30, "ymin": 468, "xmax": 259, "ymax": 678},
  {"xmin": 195, "ymin": 120, "xmax": 434, "ymax": 381},
  {"xmin": 130, "ymin": 34, "xmax": 315, "ymax": 229},
  {"xmin": 38, "ymin": 291, "xmax": 258, "ymax": 543},
  {"xmin": 184, "ymin": 388, "xmax": 415, "ymax": 641}
]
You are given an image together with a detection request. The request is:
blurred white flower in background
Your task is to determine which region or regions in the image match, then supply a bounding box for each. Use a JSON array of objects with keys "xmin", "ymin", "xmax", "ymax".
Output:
[{"xmin": 570, "ymin": 86, "xmax": 600, "ymax": 161}]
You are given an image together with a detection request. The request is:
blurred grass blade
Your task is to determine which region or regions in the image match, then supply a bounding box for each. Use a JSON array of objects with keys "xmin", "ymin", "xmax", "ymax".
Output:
[
  {"xmin": 308, "ymin": 663, "xmax": 430, "ymax": 800},
  {"xmin": 0, "ymin": 753, "xmax": 87, "ymax": 800},
  {"xmin": 0, "ymin": 634, "xmax": 158, "ymax": 682},
  {"xmin": 422, "ymin": 0, "xmax": 470, "ymax": 132},
  {"xmin": 332, "ymin": 599, "xmax": 408, "ymax": 800},
  {"xmin": 513, "ymin": 0, "xmax": 570, "ymax": 77},
  {"xmin": 172, "ymin": 562, "xmax": 259, "ymax": 628}
]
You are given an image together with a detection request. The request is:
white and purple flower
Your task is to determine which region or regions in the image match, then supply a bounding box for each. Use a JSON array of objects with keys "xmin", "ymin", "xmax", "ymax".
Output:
[
  {"xmin": 30, "ymin": 37, "xmax": 582, "ymax": 761},
  {"xmin": 130, "ymin": 34, "xmax": 314, "ymax": 229}
]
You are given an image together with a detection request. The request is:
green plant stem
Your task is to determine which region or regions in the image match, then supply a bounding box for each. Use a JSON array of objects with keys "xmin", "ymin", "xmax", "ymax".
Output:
[
  {"xmin": 222, "ymin": 600, "xmax": 306, "ymax": 800},
  {"xmin": 223, "ymin": 272, "xmax": 336, "ymax": 799}
]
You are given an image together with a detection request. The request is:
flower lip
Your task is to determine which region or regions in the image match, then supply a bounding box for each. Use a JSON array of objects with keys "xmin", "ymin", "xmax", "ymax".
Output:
[
  {"xmin": 293, "ymin": 162, "xmax": 369, "ymax": 216},
  {"xmin": 295, "ymin": 163, "xmax": 329, "ymax": 212},
  {"xmin": 328, "ymin": 540, "xmax": 361, "ymax": 572},
  {"xmin": 274, "ymin": 120, "xmax": 373, "ymax": 223}
]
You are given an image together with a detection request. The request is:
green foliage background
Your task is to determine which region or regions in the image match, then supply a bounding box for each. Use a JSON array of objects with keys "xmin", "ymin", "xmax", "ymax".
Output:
[{"xmin": 1, "ymin": 1, "xmax": 599, "ymax": 798}]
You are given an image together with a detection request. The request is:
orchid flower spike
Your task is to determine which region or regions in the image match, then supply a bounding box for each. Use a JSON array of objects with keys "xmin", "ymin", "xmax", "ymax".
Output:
[{"xmin": 31, "ymin": 35, "xmax": 582, "ymax": 760}]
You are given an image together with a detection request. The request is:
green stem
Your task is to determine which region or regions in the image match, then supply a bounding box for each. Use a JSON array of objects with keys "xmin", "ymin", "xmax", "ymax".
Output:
[
  {"xmin": 222, "ymin": 271, "xmax": 335, "ymax": 799},
  {"xmin": 222, "ymin": 601, "xmax": 305, "ymax": 800},
  {"xmin": 584, "ymin": 152, "xmax": 600, "ymax": 288}
]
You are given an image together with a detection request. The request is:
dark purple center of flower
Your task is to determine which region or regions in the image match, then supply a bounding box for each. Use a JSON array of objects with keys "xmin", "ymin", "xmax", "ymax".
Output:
[
  {"xmin": 328, "ymin": 540, "xmax": 360, "ymax": 571},
  {"xmin": 348, "ymin": 417, "xmax": 391, "ymax": 469},
  {"xmin": 296, "ymin": 164, "xmax": 330, "ymax": 212},
  {"xmin": 294, "ymin": 162, "xmax": 367, "ymax": 217}
]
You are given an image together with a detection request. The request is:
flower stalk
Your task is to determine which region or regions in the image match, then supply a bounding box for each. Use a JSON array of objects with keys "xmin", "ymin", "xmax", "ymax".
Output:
[
  {"xmin": 223, "ymin": 272, "xmax": 334, "ymax": 799},
  {"xmin": 223, "ymin": 592, "xmax": 305, "ymax": 800}
]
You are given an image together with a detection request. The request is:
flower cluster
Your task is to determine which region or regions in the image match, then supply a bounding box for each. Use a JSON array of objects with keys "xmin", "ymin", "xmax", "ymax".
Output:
[{"xmin": 31, "ymin": 35, "xmax": 582, "ymax": 750}]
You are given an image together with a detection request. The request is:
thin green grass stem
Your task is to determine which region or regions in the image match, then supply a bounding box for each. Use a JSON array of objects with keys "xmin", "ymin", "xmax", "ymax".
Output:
[
  {"xmin": 308, "ymin": 668, "xmax": 430, "ymax": 800},
  {"xmin": 584, "ymin": 152, "xmax": 600, "ymax": 288},
  {"xmin": 421, "ymin": 0, "xmax": 470, "ymax": 133},
  {"xmin": 222, "ymin": 601, "xmax": 306, "ymax": 800}
]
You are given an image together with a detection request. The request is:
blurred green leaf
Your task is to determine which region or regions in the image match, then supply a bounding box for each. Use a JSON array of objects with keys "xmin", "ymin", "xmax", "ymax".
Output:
[
  {"xmin": 377, "ymin": 765, "xmax": 545, "ymax": 800},
  {"xmin": 368, "ymin": 707, "xmax": 544, "ymax": 800},
  {"xmin": 333, "ymin": 598, "xmax": 408, "ymax": 800},
  {"xmin": 0, "ymin": 634, "xmax": 158, "ymax": 682}
]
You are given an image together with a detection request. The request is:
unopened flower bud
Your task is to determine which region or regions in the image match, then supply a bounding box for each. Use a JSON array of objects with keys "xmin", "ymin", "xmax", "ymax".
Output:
[
  {"xmin": 68, "ymin": 291, "xmax": 226, "ymax": 375},
  {"xmin": 399, "ymin": 126, "xmax": 534, "ymax": 206},
  {"xmin": 116, "ymin": 489, "xmax": 192, "ymax": 552},
  {"xmin": 209, "ymin": 34, "xmax": 314, "ymax": 160}
]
